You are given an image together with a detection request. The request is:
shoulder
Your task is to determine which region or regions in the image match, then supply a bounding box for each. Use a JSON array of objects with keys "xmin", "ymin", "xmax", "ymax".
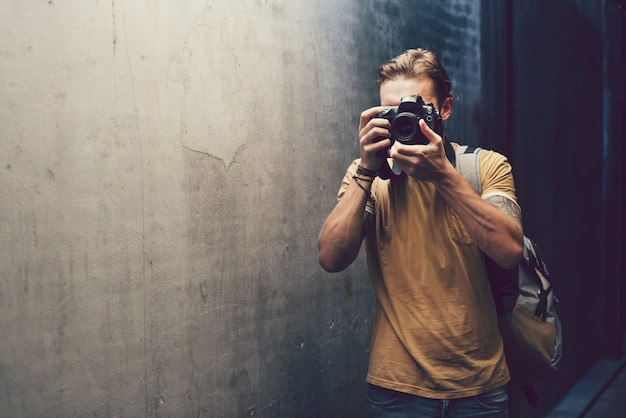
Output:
[
  {"xmin": 476, "ymin": 148, "xmax": 518, "ymax": 203},
  {"xmin": 337, "ymin": 159, "xmax": 360, "ymax": 200},
  {"xmin": 477, "ymin": 148, "xmax": 510, "ymax": 168},
  {"xmin": 452, "ymin": 142, "xmax": 512, "ymax": 180}
]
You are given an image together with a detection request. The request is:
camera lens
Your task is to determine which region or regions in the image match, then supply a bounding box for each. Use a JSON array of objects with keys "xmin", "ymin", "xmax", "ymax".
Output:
[{"xmin": 391, "ymin": 113, "xmax": 418, "ymax": 142}]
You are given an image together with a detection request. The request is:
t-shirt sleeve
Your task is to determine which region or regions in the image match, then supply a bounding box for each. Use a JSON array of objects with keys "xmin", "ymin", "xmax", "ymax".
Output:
[
  {"xmin": 478, "ymin": 150, "xmax": 518, "ymax": 203},
  {"xmin": 337, "ymin": 159, "xmax": 360, "ymax": 201}
]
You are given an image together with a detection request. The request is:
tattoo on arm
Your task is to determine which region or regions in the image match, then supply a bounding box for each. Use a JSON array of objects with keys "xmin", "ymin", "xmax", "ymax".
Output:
[{"xmin": 485, "ymin": 194, "xmax": 523, "ymax": 228}]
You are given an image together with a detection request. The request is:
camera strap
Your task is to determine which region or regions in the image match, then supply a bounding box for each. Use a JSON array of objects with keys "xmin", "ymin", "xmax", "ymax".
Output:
[{"xmin": 445, "ymin": 137, "xmax": 457, "ymax": 167}]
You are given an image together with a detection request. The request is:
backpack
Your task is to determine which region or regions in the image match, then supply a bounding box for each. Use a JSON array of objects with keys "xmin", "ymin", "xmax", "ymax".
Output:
[{"xmin": 455, "ymin": 145, "xmax": 563, "ymax": 405}]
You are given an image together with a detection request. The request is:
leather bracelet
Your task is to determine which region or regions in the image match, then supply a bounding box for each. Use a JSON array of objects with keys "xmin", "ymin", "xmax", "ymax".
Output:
[{"xmin": 357, "ymin": 165, "xmax": 377, "ymax": 178}]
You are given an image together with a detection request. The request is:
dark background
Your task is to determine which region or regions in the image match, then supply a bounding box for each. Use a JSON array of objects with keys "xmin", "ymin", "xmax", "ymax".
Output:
[{"xmin": 480, "ymin": 0, "xmax": 625, "ymax": 415}]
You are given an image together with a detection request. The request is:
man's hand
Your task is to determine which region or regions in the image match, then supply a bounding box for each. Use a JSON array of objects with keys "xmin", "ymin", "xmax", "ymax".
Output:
[
  {"xmin": 389, "ymin": 119, "xmax": 452, "ymax": 181},
  {"xmin": 359, "ymin": 106, "xmax": 392, "ymax": 172}
]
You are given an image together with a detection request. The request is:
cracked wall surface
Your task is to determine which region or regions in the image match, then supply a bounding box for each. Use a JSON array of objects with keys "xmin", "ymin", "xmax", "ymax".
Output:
[{"xmin": 0, "ymin": 1, "xmax": 482, "ymax": 416}]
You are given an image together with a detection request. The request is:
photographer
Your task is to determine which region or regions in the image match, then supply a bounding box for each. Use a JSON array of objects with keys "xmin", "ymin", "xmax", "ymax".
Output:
[{"xmin": 318, "ymin": 49, "xmax": 523, "ymax": 417}]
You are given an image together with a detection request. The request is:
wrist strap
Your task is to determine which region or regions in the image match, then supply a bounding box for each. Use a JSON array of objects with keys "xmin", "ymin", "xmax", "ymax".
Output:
[{"xmin": 357, "ymin": 165, "xmax": 377, "ymax": 178}]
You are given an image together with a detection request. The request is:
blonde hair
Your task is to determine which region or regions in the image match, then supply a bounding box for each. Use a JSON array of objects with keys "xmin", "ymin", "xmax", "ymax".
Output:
[{"xmin": 376, "ymin": 48, "xmax": 453, "ymax": 107}]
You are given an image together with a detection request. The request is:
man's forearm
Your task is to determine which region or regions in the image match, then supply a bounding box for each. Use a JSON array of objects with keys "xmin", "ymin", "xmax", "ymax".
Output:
[
  {"xmin": 318, "ymin": 179, "xmax": 371, "ymax": 272},
  {"xmin": 435, "ymin": 168, "xmax": 523, "ymax": 268}
]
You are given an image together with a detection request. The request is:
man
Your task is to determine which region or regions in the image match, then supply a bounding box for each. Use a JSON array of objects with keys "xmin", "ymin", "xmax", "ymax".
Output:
[{"xmin": 318, "ymin": 49, "xmax": 523, "ymax": 417}]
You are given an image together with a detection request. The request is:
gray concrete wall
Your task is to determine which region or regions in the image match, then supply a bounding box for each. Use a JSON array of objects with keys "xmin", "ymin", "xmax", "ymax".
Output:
[{"xmin": 0, "ymin": 1, "xmax": 481, "ymax": 416}]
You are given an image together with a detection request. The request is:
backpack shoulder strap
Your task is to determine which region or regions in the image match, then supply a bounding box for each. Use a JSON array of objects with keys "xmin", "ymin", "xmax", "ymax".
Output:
[{"xmin": 455, "ymin": 145, "xmax": 483, "ymax": 195}]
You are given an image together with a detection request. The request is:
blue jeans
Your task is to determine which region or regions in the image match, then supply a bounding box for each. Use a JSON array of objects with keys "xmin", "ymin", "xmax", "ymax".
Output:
[{"xmin": 367, "ymin": 384, "xmax": 509, "ymax": 418}]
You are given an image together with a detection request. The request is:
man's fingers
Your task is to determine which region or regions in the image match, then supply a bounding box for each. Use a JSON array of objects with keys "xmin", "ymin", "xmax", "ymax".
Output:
[
  {"xmin": 419, "ymin": 119, "xmax": 441, "ymax": 144},
  {"xmin": 359, "ymin": 106, "xmax": 386, "ymax": 130}
]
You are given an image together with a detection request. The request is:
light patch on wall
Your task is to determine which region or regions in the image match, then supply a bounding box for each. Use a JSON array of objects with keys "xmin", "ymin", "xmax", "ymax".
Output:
[{"xmin": 169, "ymin": 1, "xmax": 296, "ymax": 168}]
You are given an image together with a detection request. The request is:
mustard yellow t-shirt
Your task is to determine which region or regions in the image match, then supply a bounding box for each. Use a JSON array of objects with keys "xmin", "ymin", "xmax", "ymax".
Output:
[{"xmin": 338, "ymin": 147, "xmax": 515, "ymax": 399}]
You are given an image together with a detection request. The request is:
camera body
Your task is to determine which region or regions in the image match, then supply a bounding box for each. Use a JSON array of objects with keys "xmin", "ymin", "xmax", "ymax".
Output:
[{"xmin": 376, "ymin": 94, "xmax": 443, "ymax": 146}]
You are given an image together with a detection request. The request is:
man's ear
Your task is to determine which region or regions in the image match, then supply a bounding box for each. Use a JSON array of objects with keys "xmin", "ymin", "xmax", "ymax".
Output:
[{"xmin": 439, "ymin": 97, "xmax": 453, "ymax": 121}]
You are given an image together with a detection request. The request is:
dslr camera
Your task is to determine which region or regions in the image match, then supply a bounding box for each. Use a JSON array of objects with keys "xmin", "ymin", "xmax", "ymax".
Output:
[{"xmin": 375, "ymin": 94, "xmax": 443, "ymax": 146}]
